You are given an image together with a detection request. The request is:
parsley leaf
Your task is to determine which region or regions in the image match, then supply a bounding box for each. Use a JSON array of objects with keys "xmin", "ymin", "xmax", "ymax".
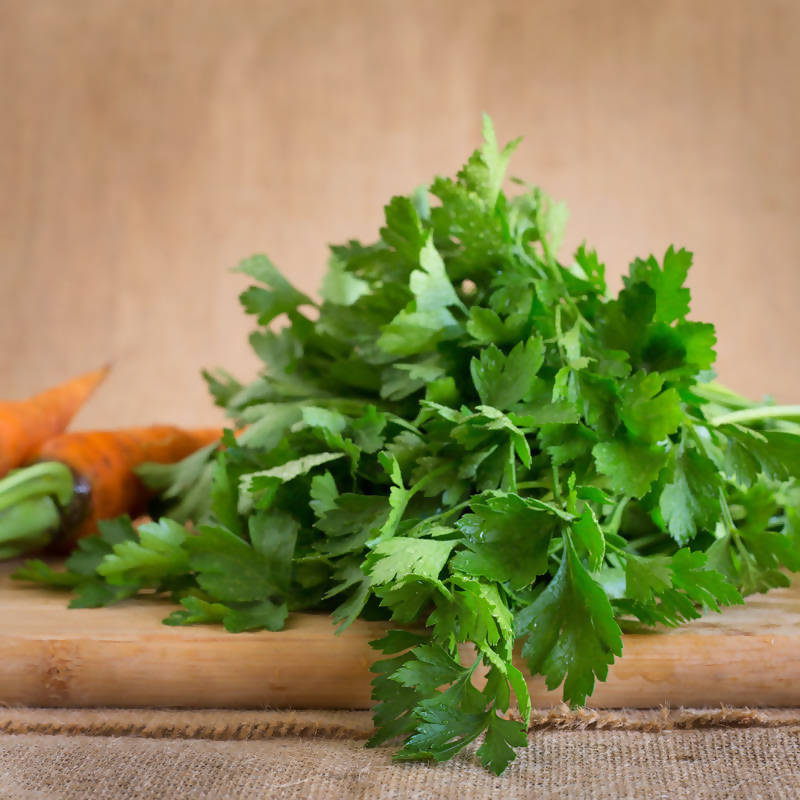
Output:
[{"xmin": 517, "ymin": 534, "xmax": 623, "ymax": 705}]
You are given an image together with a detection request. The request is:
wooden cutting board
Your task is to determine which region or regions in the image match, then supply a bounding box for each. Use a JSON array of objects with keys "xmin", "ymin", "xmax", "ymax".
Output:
[{"xmin": 1, "ymin": 563, "xmax": 799, "ymax": 709}]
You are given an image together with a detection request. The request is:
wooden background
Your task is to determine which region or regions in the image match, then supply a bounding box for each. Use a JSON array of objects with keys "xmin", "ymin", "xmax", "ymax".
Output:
[{"xmin": 1, "ymin": 0, "xmax": 798, "ymax": 428}]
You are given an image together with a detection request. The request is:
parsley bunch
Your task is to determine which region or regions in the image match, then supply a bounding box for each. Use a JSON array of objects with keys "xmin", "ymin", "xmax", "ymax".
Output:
[{"xmin": 19, "ymin": 117, "xmax": 800, "ymax": 774}]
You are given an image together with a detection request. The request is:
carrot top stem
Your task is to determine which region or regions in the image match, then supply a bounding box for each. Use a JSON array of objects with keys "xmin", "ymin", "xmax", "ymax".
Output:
[
  {"xmin": 0, "ymin": 462, "xmax": 76, "ymax": 557},
  {"xmin": 0, "ymin": 462, "xmax": 75, "ymax": 512},
  {"xmin": 0, "ymin": 497, "xmax": 62, "ymax": 559}
]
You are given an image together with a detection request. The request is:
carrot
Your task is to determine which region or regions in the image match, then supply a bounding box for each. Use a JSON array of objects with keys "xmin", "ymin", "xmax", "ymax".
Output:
[
  {"xmin": 0, "ymin": 425, "xmax": 221, "ymax": 558},
  {"xmin": 0, "ymin": 366, "xmax": 110, "ymax": 478}
]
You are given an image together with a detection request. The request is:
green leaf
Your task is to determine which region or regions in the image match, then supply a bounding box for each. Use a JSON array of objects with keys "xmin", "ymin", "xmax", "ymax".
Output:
[
  {"xmin": 166, "ymin": 594, "xmax": 288, "ymax": 632},
  {"xmin": 66, "ymin": 516, "xmax": 139, "ymax": 576},
  {"xmin": 477, "ymin": 712, "xmax": 528, "ymax": 776},
  {"xmin": 429, "ymin": 576, "xmax": 514, "ymax": 657},
  {"xmin": 366, "ymin": 538, "xmax": 455, "ymax": 586},
  {"xmin": 391, "ymin": 652, "xmax": 489, "ymax": 763},
  {"xmin": 320, "ymin": 254, "xmax": 370, "ymax": 305},
  {"xmin": 411, "ymin": 236, "xmax": 465, "ymax": 314},
  {"xmin": 572, "ymin": 506, "xmax": 605, "ymax": 572},
  {"xmin": 378, "ymin": 306, "xmax": 460, "ymax": 357},
  {"xmin": 625, "ymin": 247, "xmax": 692, "ymax": 324},
  {"xmin": 368, "ymin": 651, "xmax": 427, "ymax": 747},
  {"xmin": 505, "ymin": 662, "xmax": 532, "ymax": 724},
  {"xmin": 69, "ymin": 581, "xmax": 138, "ymax": 608},
  {"xmin": 236, "ymin": 254, "xmax": 314, "ymax": 324},
  {"xmin": 248, "ymin": 510, "xmax": 299, "ymax": 592},
  {"xmin": 209, "ymin": 452, "xmax": 244, "ymax": 535},
  {"xmin": 13, "ymin": 519, "xmax": 149, "ymax": 608},
  {"xmin": 596, "ymin": 282, "xmax": 656, "ymax": 358},
  {"xmin": 721, "ymin": 426, "xmax": 800, "ymax": 488},
  {"xmin": 237, "ymin": 403, "xmax": 303, "ymax": 448},
  {"xmin": 477, "ymin": 112, "xmax": 521, "ymax": 206},
  {"xmin": 593, "ymin": 439, "xmax": 668, "ymax": 498},
  {"xmin": 662, "ymin": 322, "xmax": 717, "ymax": 383},
  {"xmin": 309, "ymin": 471, "xmax": 339, "ymax": 517},
  {"xmin": 203, "ymin": 369, "xmax": 244, "ymax": 408},
  {"xmin": 513, "ymin": 396, "xmax": 580, "ymax": 427},
  {"xmin": 139, "ymin": 445, "xmax": 217, "ymax": 525},
  {"xmin": 517, "ymin": 534, "xmax": 622, "ymax": 705},
  {"xmin": 164, "ymin": 596, "xmax": 230, "ymax": 626},
  {"xmin": 619, "ymin": 371, "xmax": 682, "ymax": 444},
  {"xmin": 466, "ymin": 307, "xmax": 524, "ymax": 345},
  {"xmin": 452, "ymin": 406, "xmax": 532, "ymax": 469},
  {"xmin": 12, "ymin": 559, "xmax": 84, "ymax": 589},
  {"xmin": 96, "ymin": 519, "xmax": 189, "ymax": 585},
  {"xmin": 390, "ymin": 643, "xmax": 465, "ymax": 693},
  {"xmin": 572, "ymin": 244, "xmax": 606, "ymax": 293},
  {"xmin": 659, "ymin": 445, "xmax": 721, "ymax": 545},
  {"xmin": 223, "ymin": 599, "xmax": 288, "ymax": 632},
  {"xmin": 374, "ymin": 577, "xmax": 436, "ymax": 623},
  {"xmin": 185, "ymin": 525, "xmax": 281, "ymax": 604},
  {"xmin": 706, "ymin": 486, "xmax": 800, "ymax": 596},
  {"xmin": 351, "ymin": 406, "xmax": 388, "ymax": 453},
  {"xmin": 315, "ymin": 493, "xmax": 390, "ymax": 556},
  {"xmin": 239, "ymin": 453, "xmax": 345, "ymax": 514},
  {"xmin": 381, "ymin": 195, "xmax": 426, "ymax": 264},
  {"xmin": 624, "ymin": 552, "xmax": 672, "ymax": 604},
  {"xmin": 470, "ymin": 338, "xmax": 545, "ymax": 410},
  {"xmin": 399, "ymin": 702, "xmax": 487, "ymax": 763},
  {"xmin": 623, "ymin": 549, "xmax": 741, "ymax": 626},
  {"xmin": 453, "ymin": 493, "xmax": 555, "ymax": 589},
  {"xmin": 669, "ymin": 548, "xmax": 742, "ymax": 612}
]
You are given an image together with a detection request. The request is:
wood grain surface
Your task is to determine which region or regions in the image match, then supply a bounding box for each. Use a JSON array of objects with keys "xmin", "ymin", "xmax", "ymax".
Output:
[
  {"xmin": 2, "ymin": 564, "xmax": 798, "ymax": 709},
  {"xmin": 1, "ymin": 0, "xmax": 798, "ymax": 428}
]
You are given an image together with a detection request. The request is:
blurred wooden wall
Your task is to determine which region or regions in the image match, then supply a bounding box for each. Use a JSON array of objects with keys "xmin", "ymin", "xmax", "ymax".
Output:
[{"xmin": 1, "ymin": 0, "xmax": 798, "ymax": 427}]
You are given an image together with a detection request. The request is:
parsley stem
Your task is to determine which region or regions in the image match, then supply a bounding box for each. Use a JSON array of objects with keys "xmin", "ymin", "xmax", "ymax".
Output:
[
  {"xmin": 718, "ymin": 488, "xmax": 737, "ymax": 533},
  {"xmin": 623, "ymin": 532, "xmax": 674, "ymax": 554},
  {"xmin": 604, "ymin": 538, "xmax": 627, "ymax": 556},
  {"xmin": 551, "ymin": 464, "xmax": 561, "ymax": 505},
  {"xmin": 520, "ymin": 288, "xmax": 541, "ymax": 341},
  {"xmin": 410, "ymin": 464, "xmax": 451, "ymax": 497},
  {"xmin": 709, "ymin": 405, "xmax": 800, "ymax": 427},
  {"xmin": 419, "ymin": 500, "xmax": 472, "ymax": 527},
  {"xmin": 383, "ymin": 464, "xmax": 452, "ymax": 541},
  {"xmin": 506, "ymin": 439, "xmax": 518, "ymax": 493},
  {"xmin": 691, "ymin": 381, "xmax": 755, "ymax": 410},
  {"xmin": 514, "ymin": 480, "xmax": 552, "ymax": 491},
  {"xmin": 605, "ymin": 497, "xmax": 630, "ymax": 537},
  {"xmin": 312, "ymin": 397, "xmax": 402, "ymax": 416}
]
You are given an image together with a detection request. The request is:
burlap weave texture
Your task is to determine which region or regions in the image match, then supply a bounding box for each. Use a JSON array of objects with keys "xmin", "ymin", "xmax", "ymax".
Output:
[
  {"xmin": 2, "ymin": 728, "xmax": 800, "ymax": 800},
  {"xmin": 1, "ymin": 708, "xmax": 799, "ymax": 799}
]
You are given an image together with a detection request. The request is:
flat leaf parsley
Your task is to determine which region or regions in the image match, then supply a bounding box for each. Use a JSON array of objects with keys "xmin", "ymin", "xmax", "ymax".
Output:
[{"xmin": 18, "ymin": 116, "xmax": 800, "ymax": 774}]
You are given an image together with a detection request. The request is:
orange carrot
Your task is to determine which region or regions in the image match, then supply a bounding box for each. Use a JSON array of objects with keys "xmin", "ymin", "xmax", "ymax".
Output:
[
  {"xmin": 0, "ymin": 366, "xmax": 110, "ymax": 478},
  {"xmin": 0, "ymin": 426, "xmax": 222, "ymax": 559},
  {"xmin": 31, "ymin": 426, "xmax": 222, "ymax": 548}
]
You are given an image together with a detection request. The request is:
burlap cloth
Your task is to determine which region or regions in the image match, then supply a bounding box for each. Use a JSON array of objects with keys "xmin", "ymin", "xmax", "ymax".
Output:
[{"xmin": 1, "ymin": 707, "xmax": 799, "ymax": 799}]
